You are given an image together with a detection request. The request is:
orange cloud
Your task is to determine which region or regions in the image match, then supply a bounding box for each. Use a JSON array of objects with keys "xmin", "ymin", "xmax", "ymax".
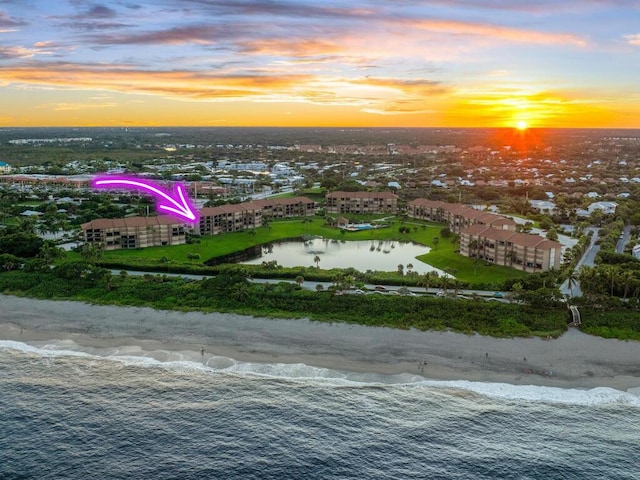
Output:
[
  {"xmin": 624, "ymin": 33, "xmax": 640, "ymax": 46},
  {"xmin": 0, "ymin": 63, "xmax": 313, "ymax": 99},
  {"xmin": 0, "ymin": 62, "xmax": 450, "ymax": 116},
  {"xmin": 404, "ymin": 19, "xmax": 587, "ymax": 47},
  {"xmin": 239, "ymin": 38, "xmax": 345, "ymax": 57},
  {"xmin": 37, "ymin": 102, "xmax": 117, "ymax": 111}
]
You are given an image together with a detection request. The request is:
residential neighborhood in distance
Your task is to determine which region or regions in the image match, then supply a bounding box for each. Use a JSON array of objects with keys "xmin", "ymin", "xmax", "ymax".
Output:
[{"xmin": 1, "ymin": 126, "xmax": 639, "ymax": 282}]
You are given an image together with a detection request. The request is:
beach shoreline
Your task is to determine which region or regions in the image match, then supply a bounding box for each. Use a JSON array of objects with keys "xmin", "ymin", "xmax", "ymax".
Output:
[{"xmin": 2, "ymin": 294, "xmax": 640, "ymax": 391}]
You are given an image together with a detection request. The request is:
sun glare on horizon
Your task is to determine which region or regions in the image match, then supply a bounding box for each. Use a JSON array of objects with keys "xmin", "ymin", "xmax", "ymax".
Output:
[{"xmin": 516, "ymin": 121, "xmax": 528, "ymax": 130}]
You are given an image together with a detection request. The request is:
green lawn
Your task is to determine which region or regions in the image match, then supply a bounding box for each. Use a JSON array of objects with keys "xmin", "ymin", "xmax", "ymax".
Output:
[
  {"xmin": 94, "ymin": 217, "xmax": 530, "ymax": 285},
  {"xmin": 1, "ymin": 218, "xmax": 21, "ymax": 226},
  {"xmin": 416, "ymin": 249, "xmax": 528, "ymax": 285}
]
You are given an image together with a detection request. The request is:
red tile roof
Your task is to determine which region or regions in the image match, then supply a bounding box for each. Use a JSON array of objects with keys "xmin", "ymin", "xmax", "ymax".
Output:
[
  {"xmin": 326, "ymin": 190, "xmax": 398, "ymax": 199},
  {"xmin": 460, "ymin": 225, "xmax": 561, "ymax": 250},
  {"xmin": 253, "ymin": 196, "xmax": 315, "ymax": 207},
  {"xmin": 407, "ymin": 199, "xmax": 445, "ymax": 209},
  {"xmin": 200, "ymin": 202, "xmax": 260, "ymax": 216},
  {"xmin": 199, "ymin": 197, "xmax": 315, "ymax": 217},
  {"xmin": 81, "ymin": 215, "xmax": 185, "ymax": 230}
]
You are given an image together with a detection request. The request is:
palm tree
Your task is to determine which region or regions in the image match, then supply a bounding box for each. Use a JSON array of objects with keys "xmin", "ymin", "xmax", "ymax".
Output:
[
  {"xmin": 441, "ymin": 275, "xmax": 449, "ymax": 294},
  {"xmin": 295, "ymin": 275, "xmax": 305, "ymax": 287},
  {"xmin": 603, "ymin": 265, "xmax": 619, "ymax": 297},
  {"xmin": 330, "ymin": 272, "xmax": 356, "ymax": 294},
  {"xmin": 442, "ymin": 267, "xmax": 457, "ymax": 295},
  {"xmin": 36, "ymin": 222, "xmax": 50, "ymax": 237},
  {"xmin": 511, "ymin": 282, "xmax": 524, "ymax": 303},
  {"xmin": 566, "ymin": 269, "xmax": 579, "ymax": 297},
  {"xmin": 17, "ymin": 217, "xmax": 37, "ymax": 235},
  {"xmin": 452, "ymin": 278, "xmax": 462, "ymax": 297},
  {"xmin": 578, "ymin": 266, "xmax": 599, "ymax": 298},
  {"xmin": 80, "ymin": 243, "xmax": 98, "ymax": 263},
  {"xmin": 313, "ymin": 255, "xmax": 321, "ymax": 268},
  {"xmin": 419, "ymin": 271, "xmax": 436, "ymax": 293},
  {"xmin": 619, "ymin": 270, "xmax": 636, "ymax": 299},
  {"xmin": 39, "ymin": 242, "xmax": 66, "ymax": 267},
  {"xmin": 406, "ymin": 263, "xmax": 414, "ymax": 275},
  {"xmin": 432, "ymin": 237, "xmax": 439, "ymax": 250},
  {"xmin": 468, "ymin": 239, "xmax": 479, "ymax": 275},
  {"xmin": 397, "ymin": 264, "xmax": 404, "ymax": 275}
]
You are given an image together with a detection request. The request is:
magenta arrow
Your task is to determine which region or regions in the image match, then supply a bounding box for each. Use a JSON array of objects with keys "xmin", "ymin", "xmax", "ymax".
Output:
[{"xmin": 92, "ymin": 175, "xmax": 199, "ymax": 224}]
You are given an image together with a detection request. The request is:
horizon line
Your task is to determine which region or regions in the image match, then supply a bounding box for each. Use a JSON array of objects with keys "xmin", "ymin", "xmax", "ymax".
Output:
[{"xmin": 2, "ymin": 125, "xmax": 640, "ymax": 130}]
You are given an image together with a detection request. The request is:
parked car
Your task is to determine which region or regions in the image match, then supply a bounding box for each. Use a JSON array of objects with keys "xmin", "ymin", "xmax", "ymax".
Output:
[
  {"xmin": 353, "ymin": 289, "xmax": 365, "ymax": 295},
  {"xmin": 493, "ymin": 292, "xmax": 504, "ymax": 298},
  {"xmin": 374, "ymin": 285, "xmax": 387, "ymax": 292}
]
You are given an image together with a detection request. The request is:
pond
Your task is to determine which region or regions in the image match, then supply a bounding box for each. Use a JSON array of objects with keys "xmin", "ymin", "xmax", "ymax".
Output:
[{"xmin": 241, "ymin": 238, "xmax": 445, "ymax": 275}]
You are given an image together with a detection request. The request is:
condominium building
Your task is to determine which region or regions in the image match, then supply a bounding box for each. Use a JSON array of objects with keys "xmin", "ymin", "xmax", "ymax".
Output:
[
  {"xmin": 83, "ymin": 196, "xmax": 318, "ymax": 248},
  {"xmin": 253, "ymin": 197, "xmax": 317, "ymax": 219},
  {"xmin": 325, "ymin": 191, "xmax": 398, "ymax": 214},
  {"xmin": 81, "ymin": 215, "xmax": 187, "ymax": 251},
  {"xmin": 199, "ymin": 203, "xmax": 263, "ymax": 235},
  {"xmin": 198, "ymin": 196, "xmax": 316, "ymax": 235},
  {"xmin": 407, "ymin": 199, "xmax": 516, "ymax": 233},
  {"xmin": 459, "ymin": 224, "xmax": 561, "ymax": 272}
]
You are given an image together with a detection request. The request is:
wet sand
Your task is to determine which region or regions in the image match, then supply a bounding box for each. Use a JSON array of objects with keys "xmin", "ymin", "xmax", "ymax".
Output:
[{"xmin": 2, "ymin": 294, "xmax": 640, "ymax": 390}]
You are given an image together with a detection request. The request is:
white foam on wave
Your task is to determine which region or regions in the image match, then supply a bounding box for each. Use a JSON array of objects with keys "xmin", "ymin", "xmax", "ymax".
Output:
[
  {"xmin": 0, "ymin": 339, "xmax": 216, "ymax": 373},
  {"xmin": 210, "ymin": 358, "xmax": 405, "ymax": 386},
  {"xmin": 414, "ymin": 379, "xmax": 640, "ymax": 407},
  {"xmin": 2, "ymin": 339, "xmax": 639, "ymax": 407},
  {"xmin": 1, "ymin": 340, "xmax": 95, "ymax": 358}
]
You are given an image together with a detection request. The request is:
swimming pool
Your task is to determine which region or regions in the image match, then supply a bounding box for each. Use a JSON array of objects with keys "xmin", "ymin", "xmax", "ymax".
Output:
[{"xmin": 343, "ymin": 223, "xmax": 374, "ymax": 231}]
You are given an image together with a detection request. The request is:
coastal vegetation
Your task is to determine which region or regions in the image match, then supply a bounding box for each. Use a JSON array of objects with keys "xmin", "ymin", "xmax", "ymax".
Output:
[
  {"xmin": 0, "ymin": 264, "xmax": 569, "ymax": 338},
  {"xmin": 1, "ymin": 260, "xmax": 639, "ymax": 340}
]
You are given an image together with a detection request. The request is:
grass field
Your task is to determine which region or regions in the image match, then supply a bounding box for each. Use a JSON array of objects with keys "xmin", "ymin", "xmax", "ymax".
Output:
[{"xmin": 89, "ymin": 216, "xmax": 529, "ymax": 285}]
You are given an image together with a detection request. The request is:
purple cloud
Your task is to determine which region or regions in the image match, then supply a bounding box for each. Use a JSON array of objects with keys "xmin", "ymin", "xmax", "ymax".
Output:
[{"xmin": 0, "ymin": 10, "xmax": 27, "ymax": 28}]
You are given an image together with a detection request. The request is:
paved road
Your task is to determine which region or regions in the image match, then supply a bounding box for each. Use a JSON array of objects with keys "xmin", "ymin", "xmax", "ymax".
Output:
[
  {"xmin": 112, "ymin": 269, "xmax": 506, "ymax": 300},
  {"xmin": 560, "ymin": 227, "xmax": 600, "ymax": 298},
  {"xmin": 615, "ymin": 224, "xmax": 632, "ymax": 254}
]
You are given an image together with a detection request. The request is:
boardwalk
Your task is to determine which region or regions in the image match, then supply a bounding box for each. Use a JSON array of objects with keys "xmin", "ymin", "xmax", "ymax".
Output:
[{"xmin": 569, "ymin": 305, "xmax": 582, "ymax": 327}]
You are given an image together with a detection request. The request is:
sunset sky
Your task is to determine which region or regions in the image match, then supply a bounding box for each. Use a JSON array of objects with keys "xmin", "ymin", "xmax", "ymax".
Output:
[{"xmin": 1, "ymin": 0, "xmax": 639, "ymax": 128}]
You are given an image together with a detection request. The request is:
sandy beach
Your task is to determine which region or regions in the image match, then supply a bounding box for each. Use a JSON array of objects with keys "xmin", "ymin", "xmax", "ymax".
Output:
[{"xmin": 2, "ymin": 294, "xmax": 640, "ymax": 391}]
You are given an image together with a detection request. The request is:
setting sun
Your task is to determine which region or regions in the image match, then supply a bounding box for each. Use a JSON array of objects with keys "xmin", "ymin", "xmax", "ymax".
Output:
[{"xmin": 516, "ymin": 121, "xmax": 528, "ymax": 130}]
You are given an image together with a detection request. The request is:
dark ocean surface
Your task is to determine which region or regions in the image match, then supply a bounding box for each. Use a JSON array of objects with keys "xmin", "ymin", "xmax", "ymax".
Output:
[{"xmin": 2, "ymin": 340, "xmax": 639, "ymax": 480}]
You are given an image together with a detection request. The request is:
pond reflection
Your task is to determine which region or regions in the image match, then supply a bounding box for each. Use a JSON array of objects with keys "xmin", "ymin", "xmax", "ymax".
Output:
[{"xmin": 241, "ymin": 237, "xmax": 445, "ymax": 274}]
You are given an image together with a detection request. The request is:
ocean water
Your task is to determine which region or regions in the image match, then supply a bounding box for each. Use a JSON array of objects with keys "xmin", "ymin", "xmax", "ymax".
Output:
[{"xmin": 1, "ymin": 340, "xmax": 640, "ymax": 480}]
